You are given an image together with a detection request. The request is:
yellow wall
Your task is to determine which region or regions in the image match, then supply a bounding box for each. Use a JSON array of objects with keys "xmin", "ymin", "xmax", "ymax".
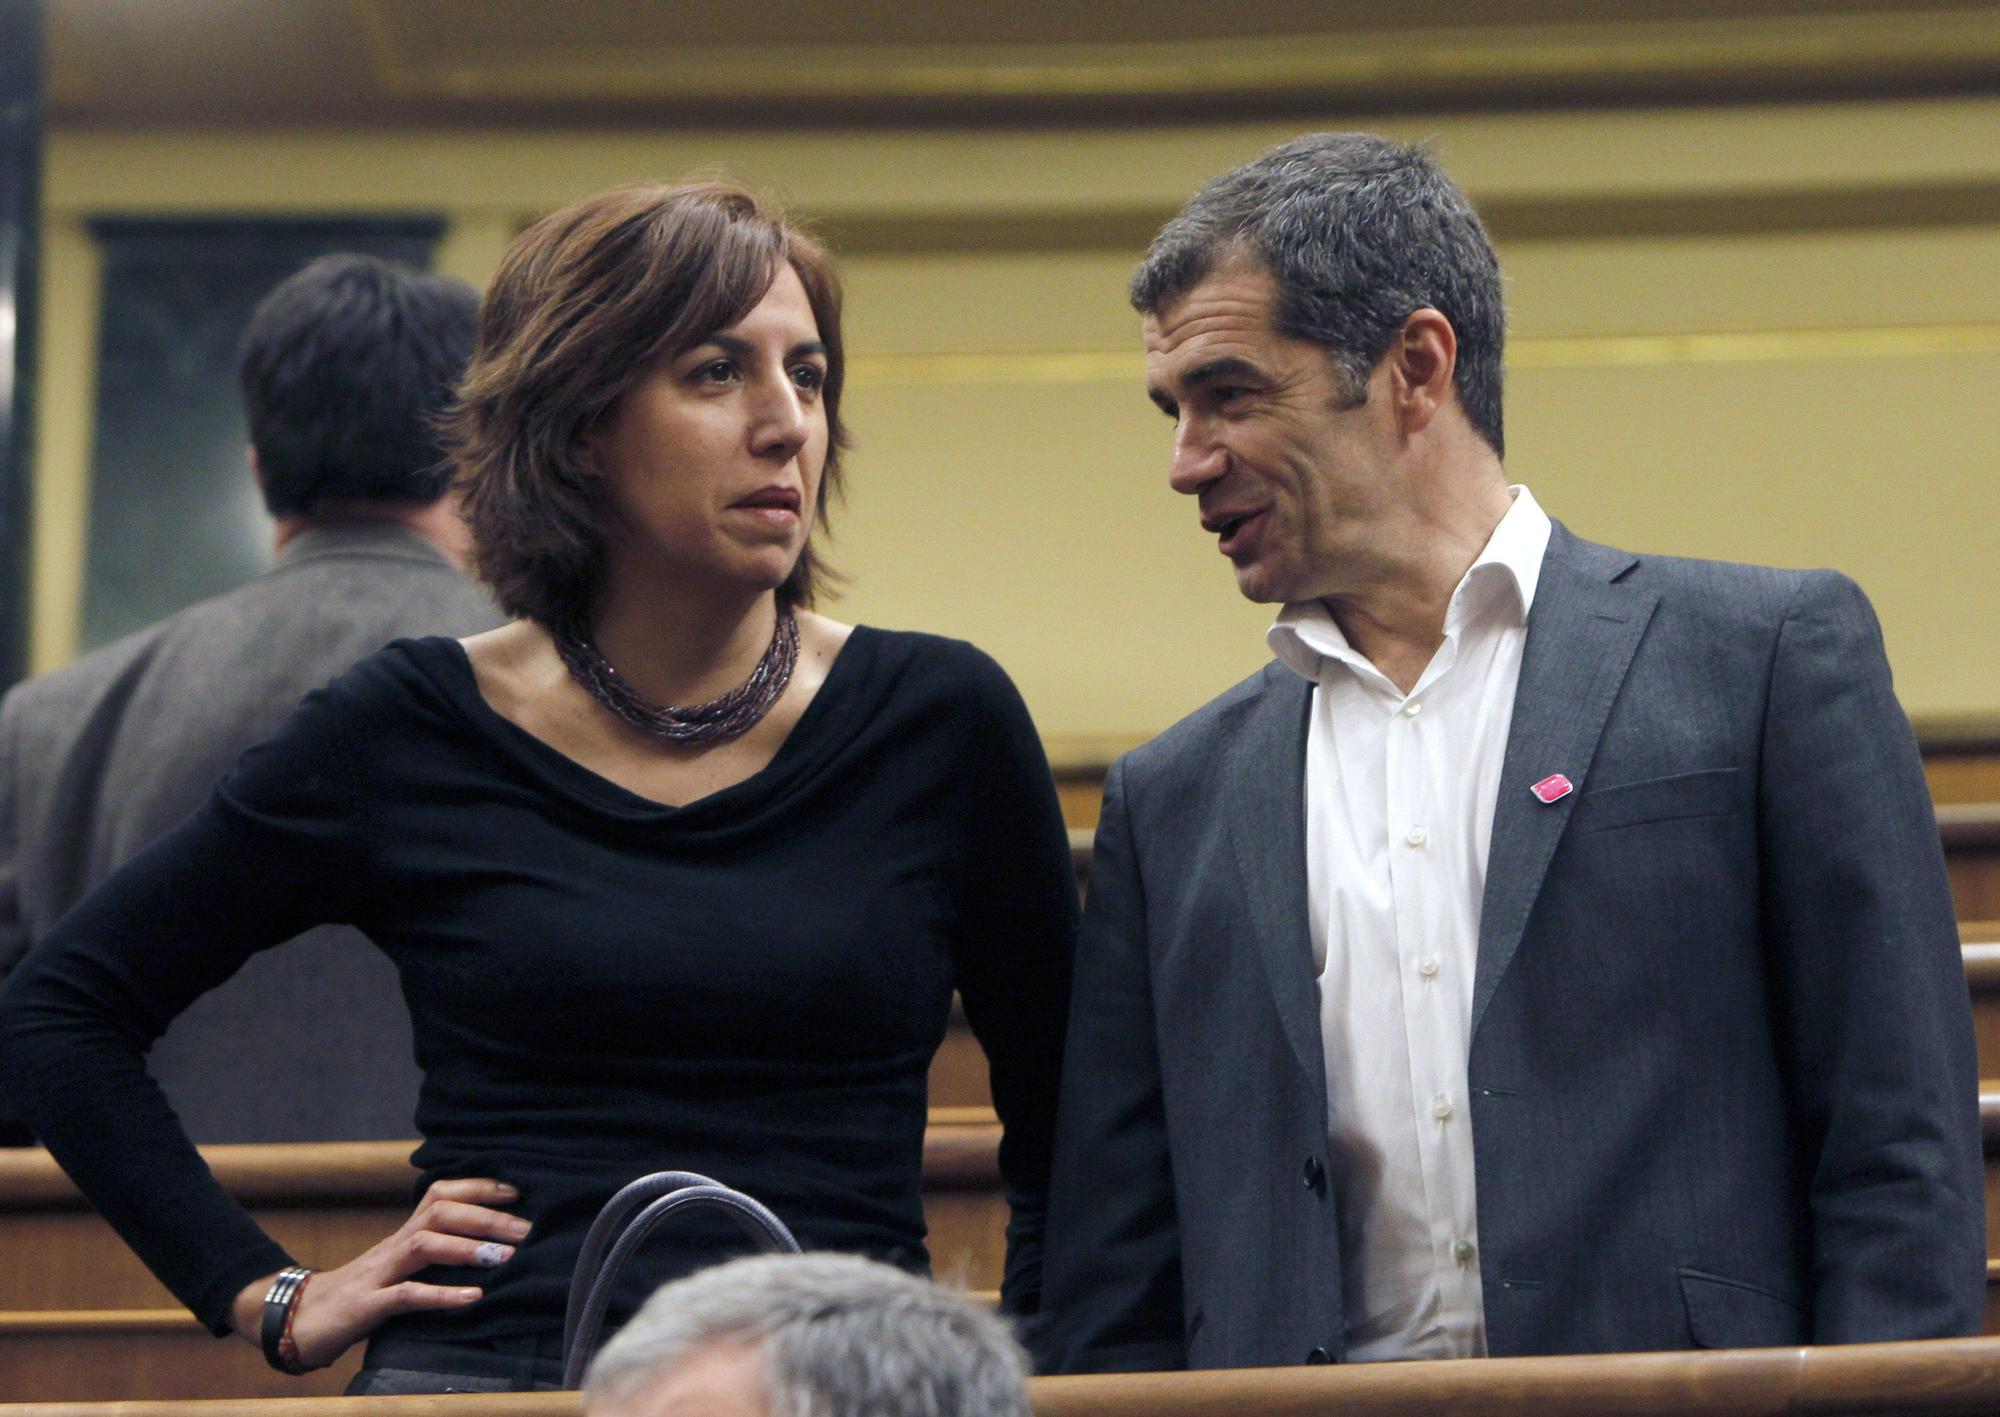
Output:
[{"xmin": 34, "ymin": 96, "xmax": 2000, "ymax": 756}]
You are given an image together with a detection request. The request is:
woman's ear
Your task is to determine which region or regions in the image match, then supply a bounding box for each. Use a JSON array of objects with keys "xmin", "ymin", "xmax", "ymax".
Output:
[{"xmin": 570, "ymin": 421, "xmax": 602, "ymax": 476}]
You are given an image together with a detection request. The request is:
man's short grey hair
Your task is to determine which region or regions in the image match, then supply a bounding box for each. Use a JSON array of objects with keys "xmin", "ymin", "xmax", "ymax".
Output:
[
  {"xmin": 584, "ymin": 1253, "xmax": 1031, "ymax": 1417},
  {"xmin": 1131, "ymin": 131, "xmax": 1507, "ymax": 458}
]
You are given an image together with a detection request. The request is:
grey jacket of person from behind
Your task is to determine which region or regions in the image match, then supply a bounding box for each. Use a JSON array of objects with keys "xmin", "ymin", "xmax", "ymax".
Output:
[{"xmin": 0, "ymin": 521, "xmax": 499, "ymax": 1143}]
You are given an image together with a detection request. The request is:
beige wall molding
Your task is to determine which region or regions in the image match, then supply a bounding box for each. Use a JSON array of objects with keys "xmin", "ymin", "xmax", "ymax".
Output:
[
  {"xmin": 43, "ymin": 98, "xmax": 2000, "ymax": 217},
  {"xmin": 826, "ymin": 179, "xmax": 2000, "ymax": 255},
  {"xmin": 846, "ymin": 321, "xmax": 2000, "ymax": 388},
  {"xmin": 352, "ymin": 1, "xmax": 2000, "ymax": 113},
  {"xmin": 46, "ymin": 1, "xmax": 2000, "ymax": 127},
  {"xmin": 1484, "ymin": 179, "xmax": 2000, "ymax": 243},
  {"xmin": 1514, "ymin": 321, "xmax": 2000, "ymax": 367}
]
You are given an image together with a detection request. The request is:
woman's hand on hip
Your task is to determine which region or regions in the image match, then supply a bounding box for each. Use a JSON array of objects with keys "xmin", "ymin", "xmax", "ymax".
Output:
[{"xmin": 229, "ymin": 1177, "xmax": 529, "ymax": 1370}]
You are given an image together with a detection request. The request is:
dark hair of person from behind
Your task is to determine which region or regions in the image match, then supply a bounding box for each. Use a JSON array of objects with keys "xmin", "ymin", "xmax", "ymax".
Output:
[
  {"xmin": 1130, "ymin": 131, "xmax": 1507, "ymax": 459},
  {"xmin": 448, "ymin": 182, "xmax": 851, "ymax": 633},
  {"xmin": 237, "ymin": 253, "xmax": 481, "ymax": 518}
]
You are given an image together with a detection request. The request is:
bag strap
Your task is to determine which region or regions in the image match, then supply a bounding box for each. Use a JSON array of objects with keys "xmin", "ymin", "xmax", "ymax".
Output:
[{"xmin": 561, "ymin": 1173, "xmax": 802, "ymax": 1389}]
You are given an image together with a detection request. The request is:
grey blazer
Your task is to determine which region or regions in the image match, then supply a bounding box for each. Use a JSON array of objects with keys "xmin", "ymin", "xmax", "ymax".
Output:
[
  {"xmin": 1037, "ymin": 524, "xmax": 1983, "ymax": 1371},
  {"xmin": 0, "ymin": 522, "xmax": 499, "ymax": 1143}
]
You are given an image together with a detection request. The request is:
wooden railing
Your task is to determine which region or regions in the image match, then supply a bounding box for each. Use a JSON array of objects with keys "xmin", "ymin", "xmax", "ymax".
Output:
[
  {"xmin": 1031, "ymin": 1340, "xmax": 2000, "ymax": 1416},
  {"xmin": 11, "ymin": 1338, "xmax": 2000, "ymax": 1415}
]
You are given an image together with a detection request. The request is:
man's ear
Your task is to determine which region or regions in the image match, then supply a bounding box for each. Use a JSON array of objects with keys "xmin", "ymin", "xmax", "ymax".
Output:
[{"xmin": 1388, "ymin": 307, "xmax": 1457, "ymax": 434}]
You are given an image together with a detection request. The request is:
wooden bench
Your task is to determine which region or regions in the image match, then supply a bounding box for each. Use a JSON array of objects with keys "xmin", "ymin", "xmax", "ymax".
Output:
[{"xmin": 0, "ymin": 1116, "xmax": 1004, "ymax": 1403}]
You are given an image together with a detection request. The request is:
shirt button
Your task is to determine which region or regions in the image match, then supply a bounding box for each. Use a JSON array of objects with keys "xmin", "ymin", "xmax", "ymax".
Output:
[
  {"xmin": 1418, "ymin": 956, "xmax": 1440, "ymax": 979},
  {"xmin": 1405, "ymin": 825, "xmax": 1428, "ymax": 847},
  {"xmin": 1403, "ymin": 701, "xmax": 1422, "ymax": 717},
  {"xmin": 1302, "ymin": 1155, "xmax": 1326, "ymax": 1193},
  {"xmin": 1306, "ymin": 1346, "xmax": 1333, "ymax": 1364},
  {"xmin": 1432, "ymin": 1095, "xmax": 1454, "ymax": 1121},
  {"xmin": 1454, "ymin": 1240, "xmax": 1477, "ymax": 1265}
]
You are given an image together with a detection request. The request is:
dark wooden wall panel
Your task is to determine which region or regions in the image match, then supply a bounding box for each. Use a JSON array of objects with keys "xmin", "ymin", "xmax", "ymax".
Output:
[{"xmin": 79, "ymin": 217, "xmax": 441, "ymax": 652}]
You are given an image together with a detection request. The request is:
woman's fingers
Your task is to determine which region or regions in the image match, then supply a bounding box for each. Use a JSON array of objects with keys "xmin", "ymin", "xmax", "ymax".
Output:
[
  {"xmin": 274, "ymin": 1177, "xmax": 529, "ymax": 1371},
  {"xmin": 417, "ymin": 1177, "xmax": 520, "ymax": 1208},
  {"xmin": 373, "ymin": 1279, "xmax": 487, "ymax": 1316},
  {"xmin": 410, "ymin": 1198, "xmax": 533, "ymax": 1243},
  {"xmin": 289, "ymin": 1279, "xmax": 484, "ymax": 1369},
  {"xmin": 369, "ymin": 1199, "xmax": 529, "ymax": 1283},
  {"xmin": 390, "ymin": 1228, "xmax": 517, "ymax": 1273}
]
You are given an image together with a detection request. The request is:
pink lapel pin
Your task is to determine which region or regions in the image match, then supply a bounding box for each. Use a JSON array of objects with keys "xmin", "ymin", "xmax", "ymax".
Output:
[{"xmin": 1530, "ymin": 773, "xmax": 1574, "ymax": 805}]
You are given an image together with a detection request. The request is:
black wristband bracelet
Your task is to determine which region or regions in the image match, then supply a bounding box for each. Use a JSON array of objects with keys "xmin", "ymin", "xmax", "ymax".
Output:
[{"xmin": 259, "ymin": 1265, "xmax": 314, "ymax": 1375}]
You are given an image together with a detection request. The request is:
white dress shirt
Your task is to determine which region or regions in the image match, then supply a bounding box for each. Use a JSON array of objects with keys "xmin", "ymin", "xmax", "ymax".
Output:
[{"xmin": 1267, "ymin": 486, "xmax": 1552, "ymax": 1362}]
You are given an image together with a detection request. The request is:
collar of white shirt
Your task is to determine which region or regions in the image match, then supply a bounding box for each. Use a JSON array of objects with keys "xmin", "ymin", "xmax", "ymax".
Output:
[{"xmin": 1266, "ymin": 485, "xmax": 1554, "ymax": 685}]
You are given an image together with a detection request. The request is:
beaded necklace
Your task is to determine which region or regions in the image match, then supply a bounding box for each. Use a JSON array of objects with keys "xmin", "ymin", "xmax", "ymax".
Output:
[{"xmin": 554, "ymin": 605, "xmax": 799, "ymax": 745}]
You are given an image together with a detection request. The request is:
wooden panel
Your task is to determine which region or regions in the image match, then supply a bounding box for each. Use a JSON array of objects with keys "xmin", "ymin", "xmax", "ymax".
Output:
[
  {"xmin": 0, "ymin": 1315, "xmax": 361, "ymax": 1402},
  {"xmin": 1928, "ymin": 753, "xmax": 2000, "ymax": 807},
  {"xmin": 1946, "ymin": 809, "xmax": 2000, "ymax": 922},
  {"xmin": 1987, "ymin": 1159, "xmax": 1999, "ymax": 1266},
  {"xmin": 1981, "ymin": 1011, "xmax": 2000, "ymax": 1099},
  {"xmin": 0, "ymin": 1209, "xmax": 404, "ymax": 1312},
  {"xmin": 926, "ymin": 998, "xmax": 990, "ymax": 1110},
  {"xmin": 1968, "ymin": 934, "xmax": 2000, "ymax": 1079},
  {"xmin": 1056, "ymin": 778, "xmax": 1103, "ymax": 832},
  {"xmin": 1952, "ymin": 859, "xmax": 2000, "ymax": 922},
  {"xmin": 924, "ymin": 1191, "xmax": 1009, "ymax": 1297},
  {"xmin": 1982, "ymin": 1090, "xmax": 1999, "ymax": 1267}
]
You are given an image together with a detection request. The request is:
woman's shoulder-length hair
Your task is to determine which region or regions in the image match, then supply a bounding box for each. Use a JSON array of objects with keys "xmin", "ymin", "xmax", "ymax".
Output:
[{"xmin": 448, "ymin": 180, "xmax": 849, "ymax": 631}]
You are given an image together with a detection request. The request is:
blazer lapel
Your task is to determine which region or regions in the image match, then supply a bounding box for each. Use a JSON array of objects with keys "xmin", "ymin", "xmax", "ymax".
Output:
[
  {"xmin": 1472, "ymin": 525, "xmax": 1657, "ymax": 1036},
  {"xmin": 1219, "ymin": 666, "xmax": 1323, "ymax": 1088}
]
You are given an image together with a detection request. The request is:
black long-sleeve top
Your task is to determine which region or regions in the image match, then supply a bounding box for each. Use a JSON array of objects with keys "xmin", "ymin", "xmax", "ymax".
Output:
[{"xmin": 0, "ymin": 629, "xmax": 1077, "ymax": 1353}]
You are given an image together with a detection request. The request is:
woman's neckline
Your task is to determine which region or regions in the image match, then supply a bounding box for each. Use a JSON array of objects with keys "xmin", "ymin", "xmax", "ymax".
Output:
[{"xmin": 428, "ymin": 625, "xmax": 876, "ymax": 820}]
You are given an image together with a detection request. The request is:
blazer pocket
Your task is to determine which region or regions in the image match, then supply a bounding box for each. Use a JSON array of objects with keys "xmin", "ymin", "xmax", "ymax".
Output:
[
  {"xmin": 1678, "ymin": 1267, "xmax": 1807, "ymax": 1349},
  {"xmin": 1569, "ymin": 766, "xmax": 1745, "ymax": 836}
]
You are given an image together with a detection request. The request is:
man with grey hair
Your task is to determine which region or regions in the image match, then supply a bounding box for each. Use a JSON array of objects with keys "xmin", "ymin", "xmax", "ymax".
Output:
[
  {"xmin": 1037, "ymin": 132, "xmax": 1981, "ymax": 1372},
  {"xmin": 585, "ymin": 1254, "xmax": 1030, "ymax": 1417}
]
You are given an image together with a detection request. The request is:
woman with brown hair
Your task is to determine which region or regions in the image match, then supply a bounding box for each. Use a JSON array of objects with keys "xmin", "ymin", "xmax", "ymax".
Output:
[{"xmin": 0, "ymin": 182, "xmax": 1077, "ymax": 1394}]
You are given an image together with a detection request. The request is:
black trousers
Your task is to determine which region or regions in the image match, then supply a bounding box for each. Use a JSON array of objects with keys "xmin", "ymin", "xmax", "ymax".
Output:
[{"xmin": 346, "ymin": 1331, "xmax": 565, "ymax": 1394}]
